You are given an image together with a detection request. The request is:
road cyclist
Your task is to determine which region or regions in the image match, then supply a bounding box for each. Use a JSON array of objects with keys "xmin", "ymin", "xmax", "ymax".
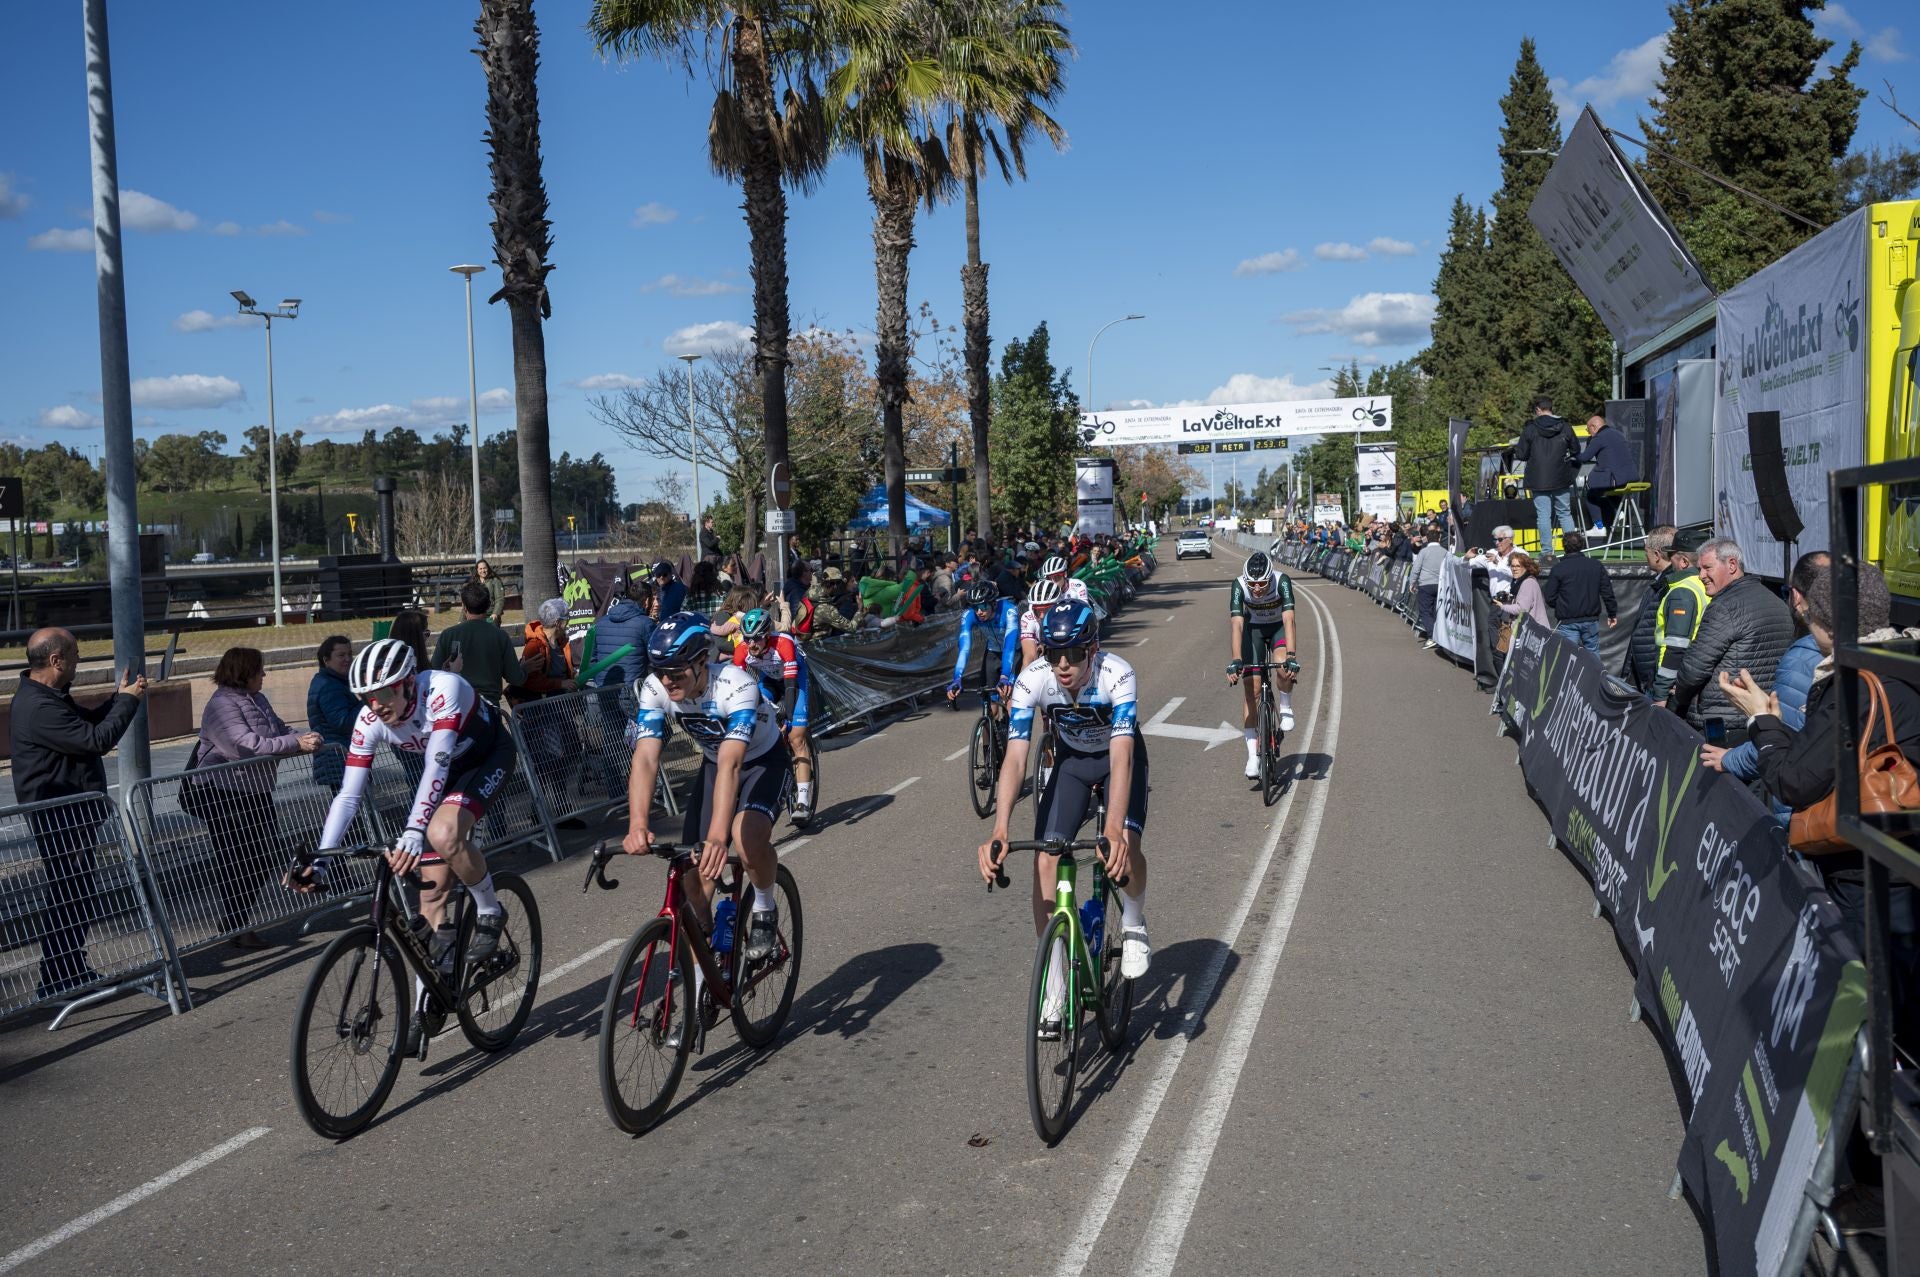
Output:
[
  {"xmin": 1020, "ymin": 577, "xmax": 1063, "ymax": 669},
  {"xmin": 731, "ymin": 606, "xmax": 816, "ymax": 823},
  {"xmin": 948, "ymin": 579, "xmax": 1023, "ymax": 725},
  {"xmin": 1226, "ymin": 551, "xmax": 1301, "ymax": 781},
  {"xmin": 1040, "ymin": 554, "xmax": 1090, "ymax": 604}
]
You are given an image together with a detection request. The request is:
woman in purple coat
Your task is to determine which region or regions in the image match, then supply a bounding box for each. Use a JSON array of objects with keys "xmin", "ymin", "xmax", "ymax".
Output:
[{"xmin": 194, "ymin": 647, "xmax": 320, "ymax": 948}]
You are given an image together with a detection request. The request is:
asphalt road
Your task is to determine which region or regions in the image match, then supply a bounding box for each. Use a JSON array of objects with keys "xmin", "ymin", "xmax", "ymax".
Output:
[{"xmin": 0, "ymin": 547, "xmax": 1710, "ymax": 1275}]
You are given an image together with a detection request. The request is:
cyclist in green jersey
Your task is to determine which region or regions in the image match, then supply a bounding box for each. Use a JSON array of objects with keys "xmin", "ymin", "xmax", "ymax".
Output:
[{"xmin": 1226, "ymin": 551, "xmax": 1300, "ymax": 779}]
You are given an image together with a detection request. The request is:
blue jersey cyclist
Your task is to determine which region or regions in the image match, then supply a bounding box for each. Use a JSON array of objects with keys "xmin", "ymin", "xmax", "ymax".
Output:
[
  {"xmin": 948, "ymin": 581, "xmax": 1023, "ymax": 719},
  {"xmin": 978, "ymin": 598, "xmax": 1151, "ymax": 1038},
  {"xmin": 624, "ymin": 613, "xmax": 789, "ymax": 974}
]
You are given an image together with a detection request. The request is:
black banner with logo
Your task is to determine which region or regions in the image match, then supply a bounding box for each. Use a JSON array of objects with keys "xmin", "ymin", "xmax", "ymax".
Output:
[
  {"xmin": 1447, "ymin": 418, "xmax": 1470, "ymax": 553},
  {"xmin": 1496, "ymin": 617, "xmax": 1865, "ymax": 1277}
]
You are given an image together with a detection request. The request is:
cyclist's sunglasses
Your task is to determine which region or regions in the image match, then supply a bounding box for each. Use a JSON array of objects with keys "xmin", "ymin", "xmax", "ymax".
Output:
[
  {"xmin": 654, "ymin": 661, "xmax": 700, "ymax": 683},
  {"xmin": 361, "ymin": 682, "xmax": 407, "ymax": 707},
  {"xmin": 1046, "ymin": 645, "xmax": 1091, "ymax": 667}
]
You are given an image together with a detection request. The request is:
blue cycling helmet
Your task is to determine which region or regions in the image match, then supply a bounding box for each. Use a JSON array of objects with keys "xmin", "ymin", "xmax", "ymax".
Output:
[
  {"xmin": 647, "ymin": 612, "xmax": 711, "ymax": 669},
  {"xmin": 1039, "ymin": 599, "xmax": 1098, "ymax": 650}
]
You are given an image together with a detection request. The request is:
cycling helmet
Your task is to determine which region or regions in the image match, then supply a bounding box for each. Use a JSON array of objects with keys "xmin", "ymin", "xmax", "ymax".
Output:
[
  {"xmin": 740, "ymin": 607, "xmax": 775, "ymax": 640},
  {"xmin": 1244, "ymin": 551, "xmax": 1272, "ymax": 583},
  {"xmin": 1027, "ymin": 578, "xmax": 1063, "ymax": 611},
  {"xmin": 647, "ymin": 612, "xmax": 712, "ymax": 670},
  {"xmin": 1039, "ymin": 599, "xmax": 1098, "ymax": 650},
  {"xmin": 349, "ymin": 638, "xmax": 417, "ymax": 696},
  {"xmin": 966, "ymin": 581, "xmax": 999, "ymax": 610},
  {"xmin": 1041, "ymin": 554, "xmax": 1068, "ymax": 578}
]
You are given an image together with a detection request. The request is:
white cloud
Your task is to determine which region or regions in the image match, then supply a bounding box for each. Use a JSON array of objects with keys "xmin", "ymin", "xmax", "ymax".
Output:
[
  {"xmin": 297, "ymin": 396, "xmax": 474, "ymax": 436},
  {"xmin": 1550, "ymin": 33, "xmax": 1669, "ymax": 117},
  {"xmin": 28, "ymin": 227, "xmax": 91, "ymax": 252},
  {"xmin": 174, "ymin": 309, "xmax": 259, "ymax": 333},
  {"xmin": 1282, "ymin": 292, "xmax": 1436, "ymax": 347},
  {"xmin": 120, "ymin": 189, "xmax": 198, "ymax": 233},
  {"xmin": 632, "ymin": 201, "xmax": 678, "ymax": 228},
  {"xmin": 1367, "ymin": 236, "xmax": 1417, "ymax": 257},
  {"xmin": 1326, "ymin": 352, "xmax": 1387, "ymax": 367},
  {"xmin": 574, "ymin": 373, "xmax": 647, "ymax": 391},
  {"xmin": 664, "ymin": 320, "xmax": 752, "ymax": 356},
  {"xmin": 257, "ymin": 219, "xmax": 307, "ymax": 236},
  {"xmin": 1233, "ymin": 249, "xmax": 1303, "ymax": 277},
  {"xmin": 130, "ymin": 373, "xmax": 245, "ymax": 409},
  {"xmin": 641, "ymin": 272, "xmax": 745, "ymax": 297},
  {"xmin": 1867, "ymin": 28, "xmax": 1910, "ymax": 61},
  {"xmin": 38, "ymin": 404, "xmax": 101, "ymax": 430},
  {"xmin": 313, "ymin": 209, "xmax": 351, "ymax": 224},
  {"xmin": 211, "ymin": 220, "xmax": 243, "ymax": 236},
  {"xmin": 1819, "ymin": 4, "xmax": 1864, "ymax": 38},
  {"xmin": 478, "ymin": 387, "xmax": 513, "ymax": 414},
  {"xmin": 1314, "ymin": 242, "xmax": 1369, "ymax": 262},
  {"xmin": 1202, "ymin": 374, "xmax": 1332, "ymax": 405},
  {"xmin": 0, "ymin": 173, "xmax": 27, "ymax": 219}
]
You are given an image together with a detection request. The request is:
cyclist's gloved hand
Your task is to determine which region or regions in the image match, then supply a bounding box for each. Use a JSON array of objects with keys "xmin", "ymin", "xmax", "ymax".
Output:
[
  {"xmin": 1226, "ymin": 659, "xmax": 1243, "ymax": 684},
  {"xmin": 1283, "ymin": 657, "xmax": 1301, "ymax": 674},
  {"xmin": 387, "ymin": 828, "xmax": 428, "ymax": 876},
  {"xmin": 285, "ymin": 855, "xmax": 331, "ymax": 894}
]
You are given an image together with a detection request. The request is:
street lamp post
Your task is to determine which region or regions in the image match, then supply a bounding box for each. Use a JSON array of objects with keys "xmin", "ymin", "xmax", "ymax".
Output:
[
  {"xmin": 1086, "ymin": 313, "xmax": 1145, "ymax": 419},
  {"xmin": 232, "ymin": 290, "xmax": 299, "ymax": 626},
  {"xmin": 678, "ymin": 353, "xmax": 702, "ymax": 559},
  {"xmin": 451, "ymin": 265, "xmax": 487, "ymax": 558}
]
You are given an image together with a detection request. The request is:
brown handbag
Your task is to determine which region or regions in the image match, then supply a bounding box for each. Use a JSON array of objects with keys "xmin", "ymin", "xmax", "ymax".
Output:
[
  {"xmin": 1789, "ymin": 671, "xmax": 1920, "ymax": 854},
  {"xmin": 1494, "ymin": 618, "xmax": 1514, "ymax": 654}
]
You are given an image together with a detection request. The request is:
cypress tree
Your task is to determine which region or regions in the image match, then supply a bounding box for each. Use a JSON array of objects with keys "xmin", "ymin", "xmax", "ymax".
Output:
[{"xmin": 1641, "ymin": 0, "xmax": 1864, "ymax": 287}]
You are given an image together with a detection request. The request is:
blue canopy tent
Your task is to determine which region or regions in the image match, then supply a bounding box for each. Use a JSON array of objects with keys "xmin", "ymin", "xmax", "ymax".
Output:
[{"xmin": 848, "ymin": 485, "xmax": 952, "ymax": 528}]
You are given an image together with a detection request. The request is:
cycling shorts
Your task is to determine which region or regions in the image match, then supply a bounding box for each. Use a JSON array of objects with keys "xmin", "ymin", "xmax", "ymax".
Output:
[
  {"xmin": 680, "ymin": 746, "xmax": 790, "ymax": 843},
  {"xmin": 1239, "ymin": 619, "xmax": 1288, "ymax": 668},
  {"xmin": 759, "ymin": 675, "xmax": 810, "ymax": 731},
  {"xmin": 423, "ymin": 730, "xmax": 517, "ymax": 862},
  {"xmin": 1034, "ymin": 732, "xmax": 1148, "ymax": 843}
]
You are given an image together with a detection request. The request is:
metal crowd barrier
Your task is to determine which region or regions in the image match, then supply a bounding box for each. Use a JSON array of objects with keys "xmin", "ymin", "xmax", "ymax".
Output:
[{"xmin": 0, "ymin": 791, "xmax": 185, "ymax": 1029}]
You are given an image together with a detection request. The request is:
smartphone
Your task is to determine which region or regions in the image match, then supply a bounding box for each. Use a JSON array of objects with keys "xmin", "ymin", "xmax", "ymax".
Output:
[{"xmin": 1704, "ymin": 717, "xmax": 1726, "ymax": 744}]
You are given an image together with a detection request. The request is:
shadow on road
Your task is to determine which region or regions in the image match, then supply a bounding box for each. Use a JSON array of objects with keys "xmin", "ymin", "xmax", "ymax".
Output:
[
  {"xmin": 1286, "ymin": 751, "xmax": 1333, "ymax": 782},
  {"xmin": 810, "ymin": 793, "xmax": 894, "ymax": 830}
]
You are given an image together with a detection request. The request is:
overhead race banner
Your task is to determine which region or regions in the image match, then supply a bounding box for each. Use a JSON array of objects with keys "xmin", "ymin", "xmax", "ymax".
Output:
[
  {"xmin": 1711, "ymin": 208, "xmax": 1867, "ymax": 561},
  {"xmin": 1357, "ymin": 443, "xmax": 1398, "ymax": 521},
  {"xmin": 1435, "ymin": 557, "xmax": 1476, "ymax": 663},
  {"xmin": 1079, "ymin": 396, "xmax": 1391, "ymax": 448},
  {"xmin": 1529, "ymin": 105, "xmax": 1717, "ymax": 350},
  {"xmin": 1497, "ymin": 618, "xmax": 1865, "ymax": 1277},
  {"xmin": 1075, "ymin": 455, "xmax": 1118, "ymax": 538}
]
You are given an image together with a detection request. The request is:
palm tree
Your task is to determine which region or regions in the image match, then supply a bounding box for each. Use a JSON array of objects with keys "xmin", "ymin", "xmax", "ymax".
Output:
[
  {"xmin": 937, "ymin": 1, "xmax": 1068, "ymax": 543},
  {"xmin": 589, "ymin": 1, "xmax": 877, "ymax": 568},
  {"xmin": 476, "ymin": 0, "xmax": 559, "ymax": 607}
]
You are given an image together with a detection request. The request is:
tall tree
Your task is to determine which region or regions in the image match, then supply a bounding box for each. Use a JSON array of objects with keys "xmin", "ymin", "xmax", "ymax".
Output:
[
  {"xmin": 1642, "ymin": 0, "xmax": 1864, "ymax": 287},
  {"xmin": 989, "ymin": 321, "xmax": 1078, "ymax": 533},
  {"xmin": 477, "ymin": 0, "xmax": 560, "ymax": 604},
  {"xmin": 934, "ymin": 0, "xmax": 1069, "ymax": 541},
  {"xmin": 1424, "ymin": 196, "xmax": 1505, "ymax": 426}
]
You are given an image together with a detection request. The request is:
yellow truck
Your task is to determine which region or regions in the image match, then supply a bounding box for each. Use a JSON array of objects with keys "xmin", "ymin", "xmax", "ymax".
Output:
[{"xmin": 1868, "ymin": 202, "xmax": 1920, "ymax": 595}]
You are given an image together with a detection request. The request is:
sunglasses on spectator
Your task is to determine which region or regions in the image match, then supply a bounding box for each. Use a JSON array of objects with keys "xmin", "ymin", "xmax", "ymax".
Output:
[{"xmin": 1046, "ymin": 645, "xmax": 1091, "ymax": 667}]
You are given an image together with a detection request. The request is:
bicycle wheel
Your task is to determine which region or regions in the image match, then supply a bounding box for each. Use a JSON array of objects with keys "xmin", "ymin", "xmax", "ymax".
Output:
[
  {"xmin": 291, "ymin": 925, "xmax": 408, "ymax": 1139},
  {"xmin": 599, "ymin": 918, "xmax": 693, "ymax": 1135},
  {"xmin": 456, "ymin": 873, "xmax": 543, "ymax": 1052},
  {"xmin": 1027, "ymin": 912, "xmax": 1079, "ymax": 1144},
  {"xmin": 731, "ymin": 865, "xmax": 804, "ymax": 1048},
  {"xmin": 1097, "ymin": 881, "xmax": 1134, "ymax": 1051},
  {"xmin": 1026, "ymin": 727, "xmax": 1052, "ymax": 809},
  {"xmin": 1258, "ymin": 686, "xmax": 1278, "ymax": 806},
  {"xmin": 968, "ymin": 715, "xmax": 997, "ymax": 818}
]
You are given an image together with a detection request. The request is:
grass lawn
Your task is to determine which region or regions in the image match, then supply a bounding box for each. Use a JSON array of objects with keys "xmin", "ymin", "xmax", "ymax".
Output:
[{"xmin": 72, "ymin": 615, "xmax": 414, "ymax": 664}]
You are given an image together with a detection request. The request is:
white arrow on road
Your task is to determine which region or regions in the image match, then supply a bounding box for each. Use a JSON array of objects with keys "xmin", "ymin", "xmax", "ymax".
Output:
[{"xmin": 1140, "ymin": 697, "xmax": 1240, "ymax": 749}]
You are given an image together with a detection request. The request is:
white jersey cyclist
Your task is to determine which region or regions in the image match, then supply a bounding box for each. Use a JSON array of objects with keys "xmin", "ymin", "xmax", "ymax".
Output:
[
  {"xmin": 632, "ymin": 660, "xmax": 784, "ymax": 764},
  {"xmin": 1041, "ymin": 554, "xmax": 1090, "ymax": 604},
  {"xmin": 1008, "ymin": 651, "xmax": 1140, "ymax": 758}
]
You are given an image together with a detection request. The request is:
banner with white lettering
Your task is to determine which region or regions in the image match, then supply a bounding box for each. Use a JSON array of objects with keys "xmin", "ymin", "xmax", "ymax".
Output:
[
  {"xmin": 1711, "ymin": 208, "xmax": 1866, "ymax": 560},
  {"xmin": 1497, "ymin": 618, "xmax": 1865, "ymax": 1277},
  {"xmin": 1435, "ymin": 557, "xmax": 1475, "ymax": 663},
  {"xmin": 1078, "ymin": 396, "xmax": 1391, "ymax": 448}
]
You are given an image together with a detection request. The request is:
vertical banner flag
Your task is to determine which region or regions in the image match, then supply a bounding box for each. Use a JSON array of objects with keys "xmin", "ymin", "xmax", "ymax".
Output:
[
  {"xmin": 1447, "ymin": 418, "xmax": 1471, "ymax": 550},
  {"xmin": 1074, "ymin": 456, "xmax": 1117, "ymax": 537},
  {"xmin": 1356, "ymin": 443, "xmax": 1399, "ymax": 522},
  {"xmin": 1711, "ymin": 208, "xmax": 1866, "ymax": 559},
  {"xmin": 1434, "ymin": 557, "xmax": 1476, "ymax": 663}
]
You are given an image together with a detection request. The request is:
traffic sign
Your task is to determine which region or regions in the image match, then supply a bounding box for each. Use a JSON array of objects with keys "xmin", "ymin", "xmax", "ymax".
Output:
[
  {"xmin": 0, "ymin": 477, "xmax": 20, "ymax": 520},
  {"xmin": 765, "ymin": 508, "xmax": 797, "ymax": 534},
  {"xmin": 770, "ymin": 460, "xmax": 793, "ymax": 510},
  {"xmin": 905, "ymin": 467, "xmax": 968, "ymax": 484}
]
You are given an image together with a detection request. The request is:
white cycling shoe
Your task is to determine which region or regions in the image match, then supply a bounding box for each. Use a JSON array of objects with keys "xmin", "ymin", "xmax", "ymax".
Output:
[
  {"xmin": 1279, "ymin": 707, "xmax": 1295, "ymax": 732},
  {"xmin": 1243, "ymin": 753, "xmax": 1260, "ymax": 779},
  {"xmin": 1120, "ymin": 926, "xmax": 1152, "ymax": 979}
]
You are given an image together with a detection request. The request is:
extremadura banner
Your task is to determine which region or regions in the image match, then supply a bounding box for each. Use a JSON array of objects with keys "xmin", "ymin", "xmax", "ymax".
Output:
[{"xmin": 1496, "ymin": 616, "xmax": 1866, "ymax": 1277}]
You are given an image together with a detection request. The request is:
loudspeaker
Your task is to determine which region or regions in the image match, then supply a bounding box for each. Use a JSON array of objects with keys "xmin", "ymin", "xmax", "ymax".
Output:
[{"xmin": 1745, "ymin": 410, "xmax": 1803, "ymax": 544}]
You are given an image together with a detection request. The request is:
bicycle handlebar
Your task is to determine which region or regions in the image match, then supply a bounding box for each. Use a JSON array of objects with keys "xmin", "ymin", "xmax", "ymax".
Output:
[
  {"xmin": 985, "ymin": 836, "xmax": 1127, "ymax": 893},
  {"xmin": 583, "ymin": 839, "xmax": 743, "ymax": 893}
]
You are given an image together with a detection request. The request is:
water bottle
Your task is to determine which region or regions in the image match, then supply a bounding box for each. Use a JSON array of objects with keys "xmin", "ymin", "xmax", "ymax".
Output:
[
  {"xmin": 712, "ymin": 898, "xmax": 737, "ymax": 955},
  {"xmin": 1080, "ymin": 898, "xmax": 1104, "ymax": 960},
  {"xmin": 407, "ymin": 912, "xmax": 433, "ymax": 952}
]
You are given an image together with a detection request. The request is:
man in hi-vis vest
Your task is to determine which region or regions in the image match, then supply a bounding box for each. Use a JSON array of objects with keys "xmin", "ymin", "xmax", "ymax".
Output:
[{"xmin": 1651, "ymin": 529, "xmax": 1709, "ymax": 707}]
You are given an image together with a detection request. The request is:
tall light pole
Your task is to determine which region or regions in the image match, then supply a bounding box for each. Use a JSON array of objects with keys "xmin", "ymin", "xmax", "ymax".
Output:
[
  {"xmin": 232, "ymin": 290, "xmax": 299, "ymax": 626},
  {"xmin": 678, "ymin": 353, "xmax": 702, "ymax": 559},
  {"xmin": 451, "ymin": 264, "xmax": 487, "ymax": 559},
  {"xmin": 1086, "ymin": 313, "xmax": 1145, "ymax": 417}
]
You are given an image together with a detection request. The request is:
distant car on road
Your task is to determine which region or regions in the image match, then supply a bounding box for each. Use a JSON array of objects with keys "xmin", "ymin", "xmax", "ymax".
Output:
[
  {"xmin": 191, "ymin": 551, "xmax": 216, "ymax": 564},
  {"xmin": 1175, "ymin": 529, "xmax": 1211, "ymax": 561}
]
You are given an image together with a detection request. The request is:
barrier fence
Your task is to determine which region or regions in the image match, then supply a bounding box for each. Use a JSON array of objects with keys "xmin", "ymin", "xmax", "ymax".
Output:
[{"xmin": 1251, "ymin": 527, "xmax": 1871, "ymax": 1277}]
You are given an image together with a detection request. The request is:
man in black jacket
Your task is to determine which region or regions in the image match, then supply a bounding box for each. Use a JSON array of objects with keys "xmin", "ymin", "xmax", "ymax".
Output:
[
  {"xmin": 1628, "ymin": 526, "xmax": 1679, "ymax": 688},
  {"xmin": 1577, "ymin": 412, "xmax": 1638, "ymax": 534},
  {"xmin": 1539, "ymin": 531, "xmax": 1617, "ymax": 653},
  {"xmin": 1669, "ymin": 538, "xmax": 1795, "ymax": 728},
  {"xmin": 1512, "ymin": 395, "xmax": 1581, "ymax": 555},
  {"xmin": 12, "ymin": 627, "xmax": 146, "ymax": 996}
]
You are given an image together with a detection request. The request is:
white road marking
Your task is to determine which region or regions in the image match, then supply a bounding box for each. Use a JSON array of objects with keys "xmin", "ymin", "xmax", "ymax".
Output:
[
  {"xmin": 0, "ymin": 1127, "xmax": 273, "ymax": 1274},
  {"xmin": 1133, "ymin": 584, "xmax": 1343, "ymax": 1274},
  {"xmin": 885, "ymin": 776, "xmax": 921, "ymax": 796},
  {"xmin": 944, "ymin": 744, "xmax": 972, "ymax": 762},
  {"xmin": 435, "ymin": 936, "xmax": 626, "ymax": 1042},
  {"xmin": 1140, "ymin": 697, "xmax": 1239, "ymax": 749},
  {"xmin": 1054, "ymin": 585, "xmax": 1340, "ymax": 1277},
  {"xmin": 778, "ymin": 836, "xmax": 812, "ymax": 860}
]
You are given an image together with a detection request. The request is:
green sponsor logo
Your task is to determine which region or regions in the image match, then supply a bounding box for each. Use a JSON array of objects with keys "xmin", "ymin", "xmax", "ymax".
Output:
[
  {"xmin": 1714, "ymin": 1140, "xmax": 1751, "ymax": 1204},
  {"xmin": 1743, "ymin": 1062, "xmax": 1771, "ymax": 1158},
  {"xmin": 1531, "ymin": 642, "xmax": 1562, "ymax": 720},
  {"xmin": 1645, "ymin": 757, "xmax": 1697, "ymax": 903},
  {"xmin": 1659, "ymin": 966, "xmax": 1682, "ymax": 1026}
]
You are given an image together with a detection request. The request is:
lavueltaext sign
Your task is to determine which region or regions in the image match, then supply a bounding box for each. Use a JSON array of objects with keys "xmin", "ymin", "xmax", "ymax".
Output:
[{"xmin": 1078, "ymin": 396, "xmax": 1392, "ymax": 448}]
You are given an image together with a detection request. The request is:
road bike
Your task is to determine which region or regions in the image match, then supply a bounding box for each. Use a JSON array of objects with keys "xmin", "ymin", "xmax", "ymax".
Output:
[
  {"xmin": 288, "ymin": 844, "xmax": 543, "ymax": 1138},
  {"xmin": 1237, "ymin": 644, "xmax": 1297, "ymax": 807},
  {"xmin": 964, "ymin": 688, "xmax": 1009, "ymax": 818},
  {"xmin": 985, "ymin": 810, "xmax": 1134, "ymax": 1144},
  {"xmin": 585, "ymin": 839, "xmax": 803, "ymax": 1135}
]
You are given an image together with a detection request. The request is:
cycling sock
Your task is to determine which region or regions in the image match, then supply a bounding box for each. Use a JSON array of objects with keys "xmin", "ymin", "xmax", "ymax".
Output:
[
  {"xmin": 754, "ymin": 883, "xmax": 780, "ymax": 913},
  {"xmin": 1120, "ymin": 887, "xmax": 1146, "ymax": 928},
  {"xmin": 1243, "ymin": 729, "xmax": 1258, "ymax": 758},
  {"xmin": 412, "ymin": 972, "xmax": 427, "ymax": 1006},
  {"xmin": 1278, "ymin": 691, "xmax": 1293, "ymax": 710},
  {"xmin": 796, "ymin": 781, "xmax": 813, "ymax": 806},
  {"xmin": 1045, "ymin": 938, "xmax": 1068, "ymax": 1013},
  {"xmin": 468, "ymin": 873, "xmax": 502, "ymax": 917}
]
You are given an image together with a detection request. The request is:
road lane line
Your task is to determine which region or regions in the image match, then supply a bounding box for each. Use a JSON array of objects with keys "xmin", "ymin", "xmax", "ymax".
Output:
[
  {"xmin": 434, "ymin": 936, "xmax": 626, "ymax": 1042},
  {"xmin": 885, "ymin": 776, "xmax": 921, "ymax": 795},
  {"xmin": 0, "ymin": 1127, "xmax": 273, "ymax": 1274},
  {"xmin": 778, "ymin": 837, "xmax": 813, "ymax": 859},
  {"xmin": 1133, "ymin": 585, "xmax": 1343, "ymax": 1274},
  {"xmin": 1053, "ymin": 588, "xmax": 1338, "ymax": 1277},
  {"xmin": 944, "ymin": 745, "xmax": 971, "ymax": 762}
]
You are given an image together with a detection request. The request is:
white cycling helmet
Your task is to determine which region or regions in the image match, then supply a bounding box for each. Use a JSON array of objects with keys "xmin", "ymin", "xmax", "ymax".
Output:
[
  {"xmin": 1027, "ymin": 578, "xmax": 1063, "ymax": 610},
  {"xmin": 1041, "ymin": 554, "xmax": 1068, "ymax": 578},
  {"xmin": 349, "ymin": 638, "xmax": 417, "ymax": 696}
]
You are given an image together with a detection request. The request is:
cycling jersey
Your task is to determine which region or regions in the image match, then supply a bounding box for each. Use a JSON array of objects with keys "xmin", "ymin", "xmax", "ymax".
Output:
[
  {"xmin": 952, "ymin": 598, "xmax": 1022, "ymax": 689},
  {"xmin": 632, "ymin": 661, "xmax": 783, "ymax": 762},
  {"xmin": 731, "ymin": 635, "xmax": 811, "ymax": 730},
  {"xmin": 319, "ymin": 670, "xmax": 508, "ymax": 849},
  {"xmin": 1047, "ymin": 576, "xmax": 1090, "ymax": 603},
  {"xmin": 1007, "ymin": 651, "xmax": 1139, "ymax": 756},
  {"xmin": 1229, "ymin": 574, "xmax": 1295, "ymax": 626}
]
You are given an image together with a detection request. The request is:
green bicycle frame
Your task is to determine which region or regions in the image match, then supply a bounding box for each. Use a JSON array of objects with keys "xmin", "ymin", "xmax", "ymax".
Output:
[{"xmin": 1040, "ymin": 855, "xmax": 1111, "ymax": 1031}]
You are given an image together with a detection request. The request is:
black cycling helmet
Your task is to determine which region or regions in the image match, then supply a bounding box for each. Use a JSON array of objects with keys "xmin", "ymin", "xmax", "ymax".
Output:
[
  {"xmin": 966, "ymin": 581, "xmax": 998, "ymax": 610},
  {"xmin": 647, "ymin": 612, "xmax": 712, "ymax": 670}
]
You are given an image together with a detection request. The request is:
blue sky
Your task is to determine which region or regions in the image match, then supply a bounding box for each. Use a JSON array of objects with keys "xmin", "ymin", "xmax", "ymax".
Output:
[{"xmin": 3, "ymin": 0, "xmax": 1916, "ymax": 505}]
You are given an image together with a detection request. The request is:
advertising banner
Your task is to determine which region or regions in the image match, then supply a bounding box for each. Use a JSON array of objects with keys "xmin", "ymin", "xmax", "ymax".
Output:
[
  {"xmin": 1312, "ymin": 494, "xmax": 1345, "ymax": 526},
  {"xmin": 1079, "ymin": 396, "xmax": 1391, "ymax": 448},
  {"xmin": 1075, "ymin": 456, "xmax": 1117, "ymax": 537},
  {"xmin": 1497, "ymin": 619, "xmax": 1865, "ymax": 1277},
  {"xmin": 1529, "ymin": 106, "xmax": 1717, "ymax": 350},
  {"xmin": 1357, "ymin": 443, "xmax": 1398, "ymax": 521},
  {"xmin": 1712, "ymin": 208, "xmax": 1866, "ymax": 562},
  {"xmin": 1434, "ymin": 557, "xmax": 1475, "ymax": 663},
  {"xmin": 1447, "ymin": 418, "xmax": 1471, "ymax": 550}
]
